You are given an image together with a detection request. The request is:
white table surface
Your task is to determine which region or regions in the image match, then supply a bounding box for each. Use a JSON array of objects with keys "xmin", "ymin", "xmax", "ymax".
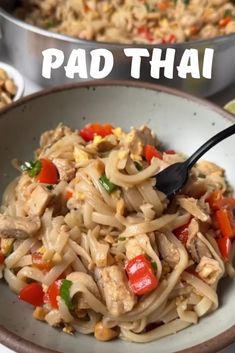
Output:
[{"xmin": 0, "ymin": 64, "xmax": 235, "ymax": 353}]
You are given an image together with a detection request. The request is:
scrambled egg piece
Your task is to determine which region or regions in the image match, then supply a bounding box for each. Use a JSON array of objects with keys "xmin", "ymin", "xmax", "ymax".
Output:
[
  {"xmin": 74, "ymin": 147, "xmax": 90, "ymax": 164},
  {"xmin": 112, "ymin": 127, "xmax": 123, "ymax": 139}
]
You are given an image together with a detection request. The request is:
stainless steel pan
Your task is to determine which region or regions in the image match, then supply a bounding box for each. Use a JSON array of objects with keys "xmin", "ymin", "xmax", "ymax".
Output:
[{"xmin": 1, "ymin": 0, "xmax": 235, "ymax": 96}]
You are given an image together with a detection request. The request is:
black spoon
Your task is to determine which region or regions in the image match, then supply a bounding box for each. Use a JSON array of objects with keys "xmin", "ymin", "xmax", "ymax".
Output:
[{"xmin": 155, "ymin": 124, "xmax": 235, "ymax": 198}]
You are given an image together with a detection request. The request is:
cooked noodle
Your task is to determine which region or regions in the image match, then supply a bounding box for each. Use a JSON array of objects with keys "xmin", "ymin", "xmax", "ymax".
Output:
[{"xmin": 0, "ymin": 123, "xmax": 234, "ymax": 343}]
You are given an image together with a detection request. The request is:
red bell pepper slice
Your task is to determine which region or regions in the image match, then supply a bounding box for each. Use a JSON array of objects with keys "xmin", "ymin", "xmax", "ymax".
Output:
[
  {"xmin": 207, "ymin": 190, "xmax": 223, "ymax": 211},
  {"xmin": 217, "ymin": 237, "xmax": 231, "ymax": 260},
  {"xmin": 32, "ymin": 252, "xmax": 52, "ymax": 272},
  {"xmin": 164, "ymin": 149, "xmax": 176, "ymax": 155},
  {"xmin": 144, "ymin": 145, "xmax": 162, "ymax": 163},
  {"xmin": 126, "ymin": 255, "xmax": 158, "ymax": 296},
  {"xmin": 165, "ymin": 34, "xmax": 176, "ymax": 44},
  {"xmin": 219, "ymin": 16, "xmax": 232, "ymax": 28},
  {"xmin": 19, "ymin": 282, "xmax": 44, "ymax": 306},
  {"xmin": 137, "ymin": 26, "xmax": 154, "ymax": 42},
  {"xmin": 79, "ymin": 123, "xmax": 113, "ymax": 142},
  {"xmin": 65, "ymin": 191, "xmax": 73, "ymax": 200},
  {"xmin": 46, "ymin": 279, "xmax": 62, "ymax": 309},
  {"xmin": 207, "ymin": 190, "xmax": 235, "ymax": 211},
  {"xmin": 173, "ymin": 222, "xmax": 191, "ymax": 245},
  {"xmin": 157, "ymin": 0, "xmax": 170, "ymax": 11},
  {"xmin": 37, "ymin": 159, "xmax": 58, "ymax": 184},
  {"xmin": 0, "ymin": 251, "xmax": 5, "ymax": 264},
  {"xmin": 215, "ymin": 208, "xmax": 235, "ymax": 238},
  {"xmin": 217, "ymin": 198, "xmax": 235, "ymax": 209}
]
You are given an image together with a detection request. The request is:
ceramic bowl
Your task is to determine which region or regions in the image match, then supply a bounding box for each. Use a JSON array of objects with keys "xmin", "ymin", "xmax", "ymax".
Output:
[
  {"xmin": 0, "ymin": 82, "xmax": 234, "ymax": 353},
  {"xmin": 0, "ymin": 62, "xmax": 24, "ymax": 102}
]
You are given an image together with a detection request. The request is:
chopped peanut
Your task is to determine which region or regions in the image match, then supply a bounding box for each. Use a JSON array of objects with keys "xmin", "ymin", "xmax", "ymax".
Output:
[
  {"xmin": 33, "ymin": 306, "xmax": 46, "ymax": 321},
  {"xmin": 52, "ymin": 252, "xmax": 62, "ymax": 264},
  {"xmin": 1, "ymin": 238, "xmax": 14, "ymax": 255},
  {"xmin": 94, "ymin": 322, "xmax": 119, "ymax": 341},
  {"xmin": 0, "ymin": 68, "xmax": 18, "ymax": 108},
  {"xmin": 42, "ymin": 249, "xmax": 55, "ymax": 262},
  {"xmin": 63, "ymin": 324, "xmax": 75, "ymax": 335}
]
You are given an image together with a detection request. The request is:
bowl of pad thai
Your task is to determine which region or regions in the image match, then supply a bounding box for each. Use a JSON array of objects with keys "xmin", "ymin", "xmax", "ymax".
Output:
[
  {"xmin": 1, "ymin": 1, "xmax": 235, "ymax": 96},
  {"xmin": 0, "ymin": 81, "xmax": 235, "ymax": 353}
]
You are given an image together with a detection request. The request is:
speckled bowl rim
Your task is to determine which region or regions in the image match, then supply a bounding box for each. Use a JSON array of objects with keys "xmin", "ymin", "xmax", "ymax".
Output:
[{"xmin": 0, "ymin": 80, "xmax": 234, "ymax": 353}]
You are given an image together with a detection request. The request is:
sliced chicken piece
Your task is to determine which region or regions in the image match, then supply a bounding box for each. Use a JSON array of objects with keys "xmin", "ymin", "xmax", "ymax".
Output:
[
  {"xmin": 52, "ymin": 158, "xmax": 76, "ymax": 182},
  {"xmin": 137, "ymin": 126, "xmax": 157, "ymax": 146},
  {"xmin": 163, "ymin": 152, "xmax": 185, "ymax": 165},
  {"xmin": 178, "ymin": 197, "xmax": 210, "ymax": 222},
  {"xmin": 39, "ymin": 124, "xmax": 73, "ymax": 149},
  {"xmin": 28, "ymin": 184, "xmax": 53, "ymax": 216},
  {"xmin": 205, "ymin": 174, "xmax": 227, "ymax": 193},
  {"xmin": 120, "ymin": 126, "xmax": 157, "ymax": 159},
  {"xmin": 125, "ymin": 238, "xmax": 144, "ymax": 260},
  {"xmin": 101, "ymin": 265, "xmax": 136, "ymax": 316},
  {"xmin": 120, "ymin": 129, "xmax": 144, "ymax": 158},
  {"xmin": 0, "ymin": 214, "xmax": 41, "ymax": 239},
  {"xmin": 182, "ymin": 176, "xmax": 208, "ymax": 199},
  {"xmin": 196, "ymin": 161, "xmax": 224, "ymax": 177},
  {"xmin": 156, "ymin": 233, "xmax": 180, "ymax": 268},
  {"xmin": 186, "ymin": 219, "xmax": 212, "ymax": 263},
  {"xmin": 196, "ymin": 256, "xmax": 222, "ymax": 285}
]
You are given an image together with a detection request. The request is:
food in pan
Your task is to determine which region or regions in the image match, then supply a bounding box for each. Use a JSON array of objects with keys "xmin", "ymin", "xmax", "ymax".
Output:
[
  {"xmin": 16, "ymin": 0, "xmax": 235, "ymax": 43},
  {"xmin": 0, "ymin": 123, "xmax": 234, "ymax": 342}
]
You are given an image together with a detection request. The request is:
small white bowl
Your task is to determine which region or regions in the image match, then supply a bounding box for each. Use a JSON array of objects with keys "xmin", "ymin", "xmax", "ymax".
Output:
[{"xmin": 0, "ymin": 61, "xmax": 24, "ymax": 101}]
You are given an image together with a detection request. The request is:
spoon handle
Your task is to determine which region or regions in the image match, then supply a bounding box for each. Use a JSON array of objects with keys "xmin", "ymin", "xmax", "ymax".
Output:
[{"xmin": 186, "ymin": 124, "xmax": 235, "ymax": 169}]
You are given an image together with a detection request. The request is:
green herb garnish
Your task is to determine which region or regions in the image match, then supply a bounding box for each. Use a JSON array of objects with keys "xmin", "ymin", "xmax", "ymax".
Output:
[
  {"xmin": 134, "ymin": 161, "xmax": 143, "ymax": 171},
  {"xmin": 46, "ymin": 185, "xmax": 54, "ymax": 191},
  {"xmin": 20, "ymin": 160, "xmax": 42, "ymax": 177},
  {"xmin": 60, "ymin": 279, "xmax": 74, "ymax": 311},
  {"xmin": 224, "ymin": 9, "xmax": 232, "ymax": 17},
  {"xmin": 145, "ymin": 3, "xmax": 157, "ymax": 12},
  {"xmin": 151, "ymin": 261, "xmax": 157, "ymax": 270},
  {"xmin": 99, "ymin": 174, "xmax": 118, "ymax": 194},
  {"xmin": 224, "ymin": 9, "xmax": 235, "ymax": 19},
  {"xmin": 198, "ymin": 173, "xmax": 206, "ymax": 179},
  {"xmin": 44, "ymin": 19, "xmax": 58, "ymax": 28},
  {"xmin": 119, "ymin": 237, "xmax": 126, "ymax": 241}
]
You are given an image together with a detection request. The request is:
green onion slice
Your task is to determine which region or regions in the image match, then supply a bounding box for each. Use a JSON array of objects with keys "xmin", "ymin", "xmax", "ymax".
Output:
[
  {"xmin": 60, "ymin": 279, "xmax": 74, "ymax": 311},
  {"xmin": 99, "ymin": 174, "xmax": 118, "ymax": 194},
  {"xmin": 151, "ymin": 261, "xmax": 158, "ymax": 270},
  {"xmin": 20, "ymin": 160, "xmax": 42, "ymax": 178}
]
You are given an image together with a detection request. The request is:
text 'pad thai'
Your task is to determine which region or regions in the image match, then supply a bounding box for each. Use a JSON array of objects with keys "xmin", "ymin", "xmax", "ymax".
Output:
[{"xmin": 0, "ymin": 123, "xmax": 234, "ymax": 342}]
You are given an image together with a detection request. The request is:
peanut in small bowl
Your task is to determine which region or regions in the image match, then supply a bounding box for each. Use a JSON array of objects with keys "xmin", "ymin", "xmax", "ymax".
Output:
[{"xmin": 0, "ymin": 62, "xmax": 24, "ymax": 108}]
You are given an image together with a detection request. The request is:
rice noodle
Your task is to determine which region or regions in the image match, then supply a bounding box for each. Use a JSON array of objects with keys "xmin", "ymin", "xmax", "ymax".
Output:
[
  {"xmin": 0, "ymin": 122, "xmax": 233, "ymax": 343},
  {"xmin": 121, "ymin": 319, "xmax": 191, "ymax": 343},
  {"xmin": 120, "ymin": 213, "xmax": 178, "ymax": 237}
]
